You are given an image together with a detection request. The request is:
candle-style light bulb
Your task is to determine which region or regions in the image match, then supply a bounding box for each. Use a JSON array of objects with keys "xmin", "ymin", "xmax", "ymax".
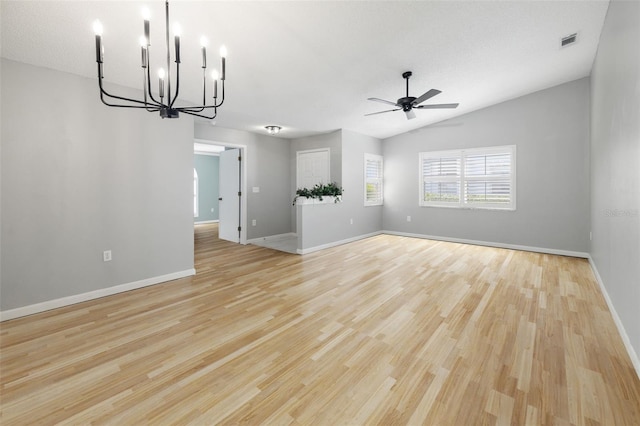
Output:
[
  {"xmin": 142, "ymin": 7, "xmax": 150, "ymax": 45},
  {"xmin": 219, "ymin": 45, "xmax": 227, "ymax": 81},
  {"xmin": 93, "ymin": 20, "xmax": 103, "ymax": 63},
  {"xmin": 211, "ymin": 70, "xmax": 219, "ymax": 98},
  {"xmin": 93, "ymin": 20, "xmax": 103, "ymax": 35}
]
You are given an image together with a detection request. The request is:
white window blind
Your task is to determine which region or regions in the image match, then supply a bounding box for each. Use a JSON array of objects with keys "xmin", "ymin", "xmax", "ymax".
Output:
[
  {"xmin": 419, "ymin": 145, "xmax": 515, "ymax": 210},
  {"xmin": 364, "ymin": 153, "xmax": 383, "ymax": 206}
]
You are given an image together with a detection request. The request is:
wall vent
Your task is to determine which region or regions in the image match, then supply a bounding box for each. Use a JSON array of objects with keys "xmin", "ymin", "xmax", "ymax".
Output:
[{"xmin": 561, "ymin": 33, "xmax": 578, "ymax": 48}]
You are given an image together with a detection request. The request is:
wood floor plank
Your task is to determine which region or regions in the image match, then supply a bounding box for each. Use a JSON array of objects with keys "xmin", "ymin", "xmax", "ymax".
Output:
[{"xmin": 1, "ymin": 223, "xmax": 639, "ymax": 425}]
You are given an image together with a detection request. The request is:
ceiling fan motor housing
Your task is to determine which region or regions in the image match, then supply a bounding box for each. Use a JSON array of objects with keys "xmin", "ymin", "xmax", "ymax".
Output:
[{"xmin": 398, "ymin": 97, "xmax": 416, "ymax": 110}]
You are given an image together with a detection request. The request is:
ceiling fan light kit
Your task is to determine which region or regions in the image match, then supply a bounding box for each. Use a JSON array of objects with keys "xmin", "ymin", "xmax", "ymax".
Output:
[
  {"xmin": 366, "ymin": 71, "xmax": 459, "ymax": 120},
  {"xmin": 93, "ymin": 0, "xmax": 227, "ymax": 119}
]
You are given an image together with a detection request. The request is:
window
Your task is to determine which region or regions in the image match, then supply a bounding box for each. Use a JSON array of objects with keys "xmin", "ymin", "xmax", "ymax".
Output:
[
  {"xmin": 364, "ymin": 153, "xmax": 383, "ymax": 206},
  {"xmin": 193, "ymin": 168, "xmax": 199, "ymax": 217},
  {"xmin": 419, "ymin": 145, "xmax": 515, "ymax": 210}
]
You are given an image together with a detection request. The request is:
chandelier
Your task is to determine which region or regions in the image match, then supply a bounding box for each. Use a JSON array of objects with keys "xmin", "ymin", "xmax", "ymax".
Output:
[{"xmin": 93, "ymin": 1, "xmax": 226, "ymax": 119}]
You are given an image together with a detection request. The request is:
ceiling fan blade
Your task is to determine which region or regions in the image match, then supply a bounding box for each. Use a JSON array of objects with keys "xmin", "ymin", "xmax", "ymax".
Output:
[
  {"xmin": 365, "ymin": 108, "xmax": 400, "ymax": 116},
  {"xmin": 367, "ymin": 97, "xmax": 398, "ymax": 107},
  {"xmin": 413, "ymin": 89, "xmax": 441, "ymax": 105},
  {"xmin": 405, "ymin": 110, "xmax": 416, "ymax": 120},
  {"xmin": 415, "ymin": 103, "xmax": 459, "ymax": 109}
]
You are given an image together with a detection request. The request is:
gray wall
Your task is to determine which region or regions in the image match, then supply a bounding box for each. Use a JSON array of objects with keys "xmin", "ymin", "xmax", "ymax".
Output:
[
  {"xmin": 1, "ymin": 59, "xmax": 194, "ymax": 311},
  {"xmin": 194, "ymin": 154, "xmax": 220, "ymax": 222},
  {"xmin": 590, "ymin": 0, "xmax": 640, "ymax": 358},
  {"xmin": 383, "ymin": 78, "xmax": 591, "ymax": 253},
  {"xmin": 296, "ymin": 129, "xmax": 383, "ymax": 250},
  {"xmin": 194, "ymin": 125, "xmax": 291, "ymax": 240}
]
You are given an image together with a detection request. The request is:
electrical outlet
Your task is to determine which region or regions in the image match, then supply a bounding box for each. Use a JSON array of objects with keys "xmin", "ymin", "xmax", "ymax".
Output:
[
  {"xmin": 103, "ymin": 250, "xmax": 112, "ymax": 262},
  {"xmin": 252, "ymin": 187, "xmax": 260, "ymax": 193},
  {"xmin": 590, "ymin": 231, "xmax": 592, "ymax": 241},
  {"xmin": 252, "ymin": 219, "xmax": 257, "ymax": 226},
  {"xmin": 210, "ymin": 208, "xmax": 214, "ymax": 212},
  {"xmin": 350, "ymin": 218, "xmax": 353, "ymax": 225},
  {"xmin": 407, "ymin": 216, "xmax": 412, "ymax": 222}
]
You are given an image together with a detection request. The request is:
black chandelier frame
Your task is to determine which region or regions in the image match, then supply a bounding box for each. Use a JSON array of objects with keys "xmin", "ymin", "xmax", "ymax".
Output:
[{"xmin": 94, "ymin": 0, "xmax": 226, "ymax": 119}]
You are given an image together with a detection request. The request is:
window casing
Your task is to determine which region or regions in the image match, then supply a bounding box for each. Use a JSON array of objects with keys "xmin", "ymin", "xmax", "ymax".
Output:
[
  {"xmin": 364, "ymin": 153, "xmax": 383, "ymax": 206},
  {"xmin": 419, "ymin": 145, "xmax": 515, "ymax": 210}
]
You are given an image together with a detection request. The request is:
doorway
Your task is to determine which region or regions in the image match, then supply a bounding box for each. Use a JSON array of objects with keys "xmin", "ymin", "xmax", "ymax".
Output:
[{"xmin": 194, "ymin": 139, "xmax": 247, "ymax": 244}]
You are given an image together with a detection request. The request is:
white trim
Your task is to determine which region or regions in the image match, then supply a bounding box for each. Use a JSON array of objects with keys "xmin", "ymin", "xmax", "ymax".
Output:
[
  {"xmin": 588, "ymin": 256, "xmax": 640, "ymax": 379},
  {"xmin": 0, "ymin": 269, "xmax": 196, "ymax": 322},
  {"xmin": 295, "ymin": 196, "xmax": 339, "ymax": 205},
  {"xmin": 247, "ymin": 232, "xmax": 297, "ymax": 245},
  {"xmin": 194, "ymin": 151, "xmax": 220, "ymax": 157},
  {"xmin": 195, "ymin": 219, "xmax": 219, "ymax": 224},
  {"xmin": 382, "ymin": 230, "xmax": 589, "ymax": 258},
  {"xmin": 297, "ymin": 231, "xmax": 382, "ymax": 255}
]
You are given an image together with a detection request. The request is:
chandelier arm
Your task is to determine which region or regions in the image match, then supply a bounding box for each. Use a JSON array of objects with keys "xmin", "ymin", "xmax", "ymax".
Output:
[
  {"xmin": 100, "ymin": 90, "xmax": 160, "ymax": 110},
  {"xmin": 169, "ymin": 62, "xmax": 180, "ymax": 108},
  {"xmin": 201, "ymin": 69, "xmax": 207, "ymax": 107},
  {"xmin": 144, "ymin": 53, "xmax": 165, "ymax": 107},
  {"xmin": 180, "ymin": 108, "xmax": 218, "ymax": 120},
  {"xmin": 181, "ymin": 69, "xmax": 208, "ymax": 113},
  {"xmin": 216, "ymin": 81, "xmax": 225, "ymax": 107},
  {"xmin": 177, "ymin": 79, "xmax": 223, "ymax": 111},
  {"xmin": 142, "ymin": 68, "xmax": 160, "ymax": 112},
  {"xmin": 99, "ymin": 85, "xmax": 159, "ymax": 108},
  {"xmin": 98, "ymin": 65, "xmax": 160, "ymax": 108}
]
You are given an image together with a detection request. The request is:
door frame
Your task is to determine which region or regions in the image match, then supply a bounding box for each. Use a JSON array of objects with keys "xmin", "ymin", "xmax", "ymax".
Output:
[{"xmin": 194, "ymin": 138, "xmax": 248, "ymax": 245}]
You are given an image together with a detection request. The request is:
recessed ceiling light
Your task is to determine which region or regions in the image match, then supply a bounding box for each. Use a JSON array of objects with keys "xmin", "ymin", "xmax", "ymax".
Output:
[
  {"xmin": 561, "ymin": 33, "xmax": 578, "ymax": 48},
  {"xmin": 265, "ymin": 125, "xmax": 282, "ymax": 135}
]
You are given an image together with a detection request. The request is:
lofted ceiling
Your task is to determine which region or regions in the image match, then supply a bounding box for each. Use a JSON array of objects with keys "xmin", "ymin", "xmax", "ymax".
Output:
[{"xmin": 0, "ymin": 0, "xmax": 609, "ymax": 139}]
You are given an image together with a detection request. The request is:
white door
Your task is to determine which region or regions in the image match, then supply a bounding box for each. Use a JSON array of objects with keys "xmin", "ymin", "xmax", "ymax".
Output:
[
  {"xmin": 296, "ymin": 149, "xmax": 330, "ymax": 189},
  {"xmin": 219, "ymin": 148, "xmax": 241, "ymax": 243}
]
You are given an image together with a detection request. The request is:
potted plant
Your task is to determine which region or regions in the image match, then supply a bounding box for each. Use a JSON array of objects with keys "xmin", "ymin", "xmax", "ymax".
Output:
[{"xmin": 293, "ymin": 182, "xmax": 343, "ymax": 205}]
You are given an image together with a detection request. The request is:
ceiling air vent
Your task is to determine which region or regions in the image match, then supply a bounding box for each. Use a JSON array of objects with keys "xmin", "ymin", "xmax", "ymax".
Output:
[{"xmin": 561, "ymin": 33, "xmax": 578, "ymax": 48}]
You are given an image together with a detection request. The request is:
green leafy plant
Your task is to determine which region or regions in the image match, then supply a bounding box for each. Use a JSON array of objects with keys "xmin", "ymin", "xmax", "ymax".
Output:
[{"xmin": 293, "ymin": 182, "xmax": 343, "ymax": 205}]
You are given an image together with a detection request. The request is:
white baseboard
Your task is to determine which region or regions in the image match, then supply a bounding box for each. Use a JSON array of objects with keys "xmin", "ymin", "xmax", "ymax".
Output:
[
  {"xmin": 195, "ymin": 220, "xmax": 219, "ymax": 224},
  {"xmin": 247, "ymin": 232, "xmax": 297, "ymax": 245},
  {"xmin": 0, "ymin": 269, "xmax": 196, "ymax": 322},
  {"xmin": 297, "ymin": 231, "xmax": 382, "ymax": 255},
  {"xmin": 382, "ymin": 230, "xmax": 589, "ymax": 258},
  {"xmin": 587, "ymin": 257, "xmax": 640, "ymax": 379}
]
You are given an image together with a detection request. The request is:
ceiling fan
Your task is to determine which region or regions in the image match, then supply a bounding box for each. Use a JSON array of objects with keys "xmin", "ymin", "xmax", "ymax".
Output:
[{"xmin": 366, "ymin": 71, "xmax": 459, "ymax": 120}]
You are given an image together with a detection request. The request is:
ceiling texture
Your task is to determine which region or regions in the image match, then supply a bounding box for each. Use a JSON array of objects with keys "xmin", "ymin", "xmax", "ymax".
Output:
[{"xmin": 1, "ymin": 0, "xmax": 609, "ymax": 139}]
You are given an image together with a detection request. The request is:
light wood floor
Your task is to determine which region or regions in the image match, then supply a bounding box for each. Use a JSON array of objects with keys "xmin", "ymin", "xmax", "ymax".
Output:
[{"xmin": 1, "ymin": 224, "xmax": 639, "ymax": 425}]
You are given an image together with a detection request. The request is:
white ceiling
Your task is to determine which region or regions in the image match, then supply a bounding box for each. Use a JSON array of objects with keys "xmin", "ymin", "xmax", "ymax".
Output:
[{"xmin": 0, "ymin": 0, "xmax": 609, "ymax": 139}]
